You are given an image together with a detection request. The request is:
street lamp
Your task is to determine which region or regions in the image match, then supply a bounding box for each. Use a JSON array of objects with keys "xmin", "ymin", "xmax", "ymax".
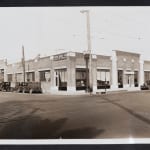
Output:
[{"xmin": 80, "ymin": 10, "xmax": 93, "ymax": 93}]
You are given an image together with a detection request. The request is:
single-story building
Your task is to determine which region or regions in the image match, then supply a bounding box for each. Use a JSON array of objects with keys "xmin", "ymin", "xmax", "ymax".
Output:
[{"xmin": 0, "ymin": 50, "xmax": 149, "ymax": 94}]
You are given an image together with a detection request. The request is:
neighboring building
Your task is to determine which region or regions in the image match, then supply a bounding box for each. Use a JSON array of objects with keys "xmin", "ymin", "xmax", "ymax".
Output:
[
  {"xmin": 0, "ymin": 59, "xmax": 7, "ymax": 82},
  {"xmin": 111, "ymin": 50, "xmax": 142, "ymax": 91},
  {"xmin": 1, "ymin": 50, "xmax": 150, "ymax": 94},
  {"xmin": 144, "ymin": 60, "xmax": 150, "ymax": 83}
]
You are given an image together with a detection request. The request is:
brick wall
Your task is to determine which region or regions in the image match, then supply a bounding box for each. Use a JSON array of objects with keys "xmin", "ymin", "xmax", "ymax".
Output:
[
  {"xmin": 116, "ymin": 51, "xmax": 140, "ymax": 70},
  {"xmin": 115, "ymin": 50, "xmax": 140, "ymax": 86},
  {"xmin": 96, "ymin": 55, "xmax": 112, "ymax": 68}
]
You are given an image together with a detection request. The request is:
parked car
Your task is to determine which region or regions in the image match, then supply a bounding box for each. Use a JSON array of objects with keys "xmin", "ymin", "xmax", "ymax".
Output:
[
  {"xmin": 0, "ymin": 82, "xmax": 11, "ymax": 92},
  {"xmin": 24, "ymin": 82, "xmax": 42, "ymax": 93},
  {"xmin": 140, "ymin": 83, "xmax": 149, "ymax": 90},
  {"xmin": 16, "ymin": 82, "xmax": 28, "ymax": 93},
  {"xmin": 14, "ymin": 82, "xmax": 42, "ymax": 93}
]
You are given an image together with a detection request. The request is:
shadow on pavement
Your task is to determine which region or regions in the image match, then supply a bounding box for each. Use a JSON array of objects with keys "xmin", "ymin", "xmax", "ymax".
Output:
[
  {"xmin": 60, "ymin": 127, "xmax": 104, "ymax": 139},
  {"xmin": 0, "ymin": 115, "xmax": 104, "ymax": 139},
  {"xmin": 101, "ymin": 96, "xmax": 150, "ymax": 126},
  {"xmin": 0, "ymin": 117, "xmax": 67, "ymax": 139}
]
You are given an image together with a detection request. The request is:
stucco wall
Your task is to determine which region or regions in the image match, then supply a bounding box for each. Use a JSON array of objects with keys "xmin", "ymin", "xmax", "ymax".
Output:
[{"xmin": 144, "ymin": 61, "xmax": 150, "ymax": 71}]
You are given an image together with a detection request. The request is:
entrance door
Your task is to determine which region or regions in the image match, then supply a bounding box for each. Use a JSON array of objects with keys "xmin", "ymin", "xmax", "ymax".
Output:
[
  {"xmin": 55, "ymin": 69, "xmax": 67, "ymax": 91},
  {"xmin": 124, "ymin": 71, "xmax": 135, "ymax": 88},
  {"xmin": 126, "ymin": 74, "xmax": 132, "ymax": 87}
]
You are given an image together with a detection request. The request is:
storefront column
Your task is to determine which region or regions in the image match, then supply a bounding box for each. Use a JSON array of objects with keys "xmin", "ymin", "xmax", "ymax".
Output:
[
  {"xmin": 139, "ymin": 55, "xmax": 144, "ymax": 86},
  {"xmin": 111, "ymin": 51, "xmax": 118, "ymax": 89},
  {"xmin": 35, "ymin": 71, "xmax": 40, "ymax": 82},
  {"xmin": 4, "ymin": 66, "xmax": 7, "ymax": 82},
  {"xmin": 92, "ymin": 55, "xmax": 97, "ymax": 93},
  {"xmin": 49, "ymin": 57, "xmax": 58, "ymax": 93},
  {"xmin": 67, "ymin": 53, "xmax": 76, "ymax": 93},
  {"xmin": 50, "ymin": 69, "xmax": 58, "ymax": 93}
]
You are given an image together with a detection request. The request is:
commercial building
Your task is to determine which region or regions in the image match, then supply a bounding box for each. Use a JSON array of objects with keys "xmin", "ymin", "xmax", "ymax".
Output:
[
  {"xmin": 0, "ymin": 59, "xmax": 7, "ymax": 83},
  {"xmin": 0, "ymin": 50, "xmax": 149, "ymax": 94}
]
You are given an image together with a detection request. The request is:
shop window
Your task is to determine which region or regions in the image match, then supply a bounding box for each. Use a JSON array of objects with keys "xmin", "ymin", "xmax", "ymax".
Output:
[
  {"xmin": 97, "ymin": 69, "xmax": 110, "ymax": 89},
  {"xmin": 27, "ymin": 72, "xmax": 35, "ymax": 82},
  {"xmin": 0, "ymin": 69, "xmax": 4, "ymax": 82},
  {"xmin": 39, "ymin": 70, "xmax": 50, "ymax": 82},
  {"xmin": 7, "ymin": 74, "xmax": 12, "ymax": 82},
  {"xmin": 55, "ymin": 69, "xmax": 67, "ymax": 91},
  {"xmin": 144, "ymin": 71, "xmax": 150, "ymax": 85},
  {"xmin": 134, "ymin": 71, "xmax": 138, "ymax": 87},
  {"xmin": 118, "ymin": 70, "xmax": 123, "ymax": 88},
  {"xmin": 16, "ymin": 73, "xmax": 22, "ymax": 82},
  {"xmin": 76, "ymin": 68, "xmax": 87, "ymax": 90}
]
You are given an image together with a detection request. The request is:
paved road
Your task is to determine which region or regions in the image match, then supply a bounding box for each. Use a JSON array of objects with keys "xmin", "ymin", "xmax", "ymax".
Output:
[{"xmin": 0, "ymin": 91, "xmax": 150, "ymax": 139}]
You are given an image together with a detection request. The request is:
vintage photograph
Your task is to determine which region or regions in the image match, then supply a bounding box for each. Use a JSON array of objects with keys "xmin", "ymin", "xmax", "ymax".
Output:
[{"xmin": 0, "ymin": 6, "xmax": 149, "ymax": 140}]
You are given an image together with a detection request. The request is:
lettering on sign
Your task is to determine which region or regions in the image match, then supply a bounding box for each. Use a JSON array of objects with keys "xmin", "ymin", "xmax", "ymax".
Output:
[{"xmin": 53, "ymin": 53, "xmax": 67, "ymax": 61}]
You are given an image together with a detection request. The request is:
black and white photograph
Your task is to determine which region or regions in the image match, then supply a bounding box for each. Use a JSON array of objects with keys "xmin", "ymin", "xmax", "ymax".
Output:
[{"xmin": 0, "ymin": 6, "xmax": 150, "ymax": 143}]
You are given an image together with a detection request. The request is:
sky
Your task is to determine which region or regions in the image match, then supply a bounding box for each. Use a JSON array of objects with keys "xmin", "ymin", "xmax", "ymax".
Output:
[{"xmin": 0, "ymin": 7, "xmax": 150, "ymax": 63}]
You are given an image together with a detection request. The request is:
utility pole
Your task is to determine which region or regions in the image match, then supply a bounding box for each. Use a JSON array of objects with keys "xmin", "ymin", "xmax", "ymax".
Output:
[
  {"xmin": 22, "ymin": 45, "xmax": 26, "ymax": 83},
  {"xmin": 80, "ymin": 10, "xmax": 93, "ymax": 93}
]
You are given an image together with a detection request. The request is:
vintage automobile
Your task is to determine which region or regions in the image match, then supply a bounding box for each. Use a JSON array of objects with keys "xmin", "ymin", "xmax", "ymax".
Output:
[
  {"xmin": 0, "ymin": 82, "xmax": 11, "ymax": 92},
  {"xmin": 11, "ymin": 82, "xmax": 42, "ymax": 93},
  {"xmin": 140, "ymin": 83, "xmax": 149, "ymax": 90},
  {"xmin": 24, "ymin": 82, "xmax": 42, "ymax": 93}
]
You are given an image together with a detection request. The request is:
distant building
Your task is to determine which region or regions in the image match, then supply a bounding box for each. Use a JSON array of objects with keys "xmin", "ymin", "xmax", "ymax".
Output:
[
  {"xmin": 0, "ymin": 50, "xmax": 149, "ymax": 94},
  {"xmin": 0, "ymin": 59, "xmax": 7, "ymax": 83}
]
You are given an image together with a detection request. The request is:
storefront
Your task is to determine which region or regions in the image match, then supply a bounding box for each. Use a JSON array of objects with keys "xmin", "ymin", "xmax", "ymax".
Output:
[
  {"xmin": 0, "ymin": 59, "xmax": 7, "ymax": 82},
  {"xmin": 143, "ymin": 61, "xmax": 150, "ymax": 85},
  {"xmin": 0, "ymin": 69, "xmax": 4, "ymax": 82},
  {"xmin": 112, "ymin": 50, "xmax": 141, "ymax": 90},
  {"xmin": 2, "ymin": 50, "xmax": 149, "ymax": 94}
]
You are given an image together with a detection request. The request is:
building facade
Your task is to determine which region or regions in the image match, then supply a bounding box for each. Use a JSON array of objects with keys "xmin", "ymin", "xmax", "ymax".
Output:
[
  {"xmin": 0, "ymin": 59, "xmax": 7, "ymax": 83},
  {"xmin": 0, "ymin": 50, "xmax": 149, "ymax": 94},
  {"xmin": 111, "ymin": 50, "xmax": 142, "ymax": 91}
]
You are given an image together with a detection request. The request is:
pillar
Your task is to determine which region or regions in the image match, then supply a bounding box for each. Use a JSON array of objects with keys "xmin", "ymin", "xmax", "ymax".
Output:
[
  {"xmin": 111, "ymin": 50, "xmax": 118, "ymax": 89},
  {"xmin": 4, "ymin": 66, "xmax": 7, "ymax": 82},
  {"xmin": 35, "ymin": 71, "xmax": 40, "ymax": 82},
  {"xmin": 92, "ymin": 55, "xmax": 97, "ymax": 93},
  {"xmin": 67, "ymin": 52, "xmax": 76, "ymax": 93},
  {"xmin": 49, "ymin": 56, "xmax": 58, "ymax": 93},
  {"xmin": 139, "ymin": 54, "xmax": 144, "ymax": 86}
]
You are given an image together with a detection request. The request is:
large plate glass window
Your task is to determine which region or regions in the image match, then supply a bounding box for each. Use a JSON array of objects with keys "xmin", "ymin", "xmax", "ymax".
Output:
[
  {"xmin": 76, "ymin": 68, "xmax": 87, "ymax": 90},
  {"xmin": 39, "ymin": 70, "xmax": 50, "ymax": 82},
  {"xmin": 97, "ymin": 69, "xmax": 110, "ymax": 89}
]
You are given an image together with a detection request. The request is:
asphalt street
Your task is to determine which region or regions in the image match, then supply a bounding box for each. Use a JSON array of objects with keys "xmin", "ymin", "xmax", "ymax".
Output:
[{"xmin": 0, "ymin": 91, "xmax": 150, "ymax": 139}]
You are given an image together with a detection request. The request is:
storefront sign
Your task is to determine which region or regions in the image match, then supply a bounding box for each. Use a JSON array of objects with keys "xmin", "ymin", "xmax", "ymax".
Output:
[{"xmin": 53, "ymin": 53, "xmax": 67, "ymax": 61}]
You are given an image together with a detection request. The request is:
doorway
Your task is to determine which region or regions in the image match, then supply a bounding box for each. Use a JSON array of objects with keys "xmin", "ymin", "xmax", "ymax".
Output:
[{"xmin": 55, "ymin": 69, "xmax": 67, "ymax": 91}]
